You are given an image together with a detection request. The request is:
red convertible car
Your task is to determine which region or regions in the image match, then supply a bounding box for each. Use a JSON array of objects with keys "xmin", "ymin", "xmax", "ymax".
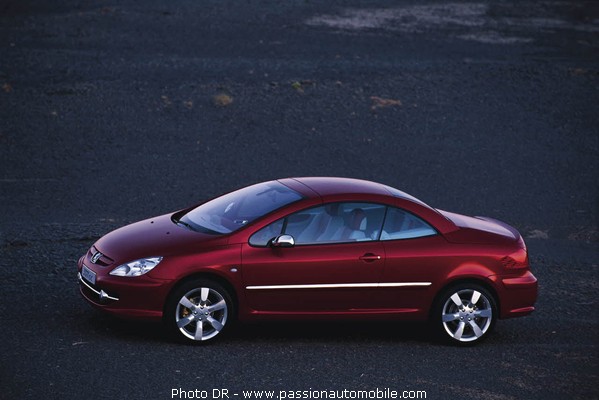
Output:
[{"xmin": 77, "ymin": 177, "xmax": 537, "ymax": 345}]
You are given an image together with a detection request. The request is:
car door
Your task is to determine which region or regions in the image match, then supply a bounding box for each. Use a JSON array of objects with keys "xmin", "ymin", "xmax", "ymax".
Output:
[
  {"xmin": 374, "ymin": 206, "xmax": 446, "ymax": 314},
  {"xmin": 241, "ymin": 202, "xmax": 386, "ymax": 313}
]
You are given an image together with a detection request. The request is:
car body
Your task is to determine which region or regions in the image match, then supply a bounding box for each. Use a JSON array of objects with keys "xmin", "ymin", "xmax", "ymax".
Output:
[{"xmin": 77, "ymin": 177, "xmax": 537, "ymax": 344}]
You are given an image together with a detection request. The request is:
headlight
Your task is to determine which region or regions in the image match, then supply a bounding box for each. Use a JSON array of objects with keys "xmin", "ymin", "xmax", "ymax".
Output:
[{"xmin": 110, "ymin": 257, "xmax": 163, "ymax": 277}]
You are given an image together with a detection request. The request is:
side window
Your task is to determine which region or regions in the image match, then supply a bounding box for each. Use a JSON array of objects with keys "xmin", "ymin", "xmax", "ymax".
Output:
[
  {"xmin": 248, "ymin": 219, "xmax": 284, "ymax": 247},
  {"xmin": 249, "ymin": 202, "xmax": 389, "ymax": 247},
  {"xmin": 381, "ymin": 207, "xmax": 436, "ymax": 240},
  {"xmin": 285, "ymin": 202, "xmax": 386, "ymax": 245},
  {"xmin": 283, "ymin": 206, "xmax": 323, "ymax": 244}
]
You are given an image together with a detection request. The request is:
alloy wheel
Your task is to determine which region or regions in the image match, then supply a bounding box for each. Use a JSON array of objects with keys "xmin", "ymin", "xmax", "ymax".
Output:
[
  {"xmin": 441, "ymin": 288, "xmax": 493, "ymax": 343},
  {"xmin": 175, "ymin": 286, "xmax": 229, "ymax": 341}
]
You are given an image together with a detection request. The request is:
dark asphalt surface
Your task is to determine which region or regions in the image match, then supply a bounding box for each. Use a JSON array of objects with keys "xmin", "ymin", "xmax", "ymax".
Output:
[{"xmin": 1, "ymin": 1, "xmax": 598, "ymax": 399}]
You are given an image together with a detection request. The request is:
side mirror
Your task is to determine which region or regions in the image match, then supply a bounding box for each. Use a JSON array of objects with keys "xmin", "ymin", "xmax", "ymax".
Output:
[{"xmin": 271, "ymin": 234, "xmax": 295, "ymax": 248}]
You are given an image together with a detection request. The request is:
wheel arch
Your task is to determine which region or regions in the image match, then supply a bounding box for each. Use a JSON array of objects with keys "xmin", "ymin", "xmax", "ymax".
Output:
[{"xmin": 163, "ymin": 271, "xmax": 239, "ymax": 319}]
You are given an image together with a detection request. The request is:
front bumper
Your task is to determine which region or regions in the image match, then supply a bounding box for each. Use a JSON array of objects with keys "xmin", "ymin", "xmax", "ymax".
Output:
[
  {"xmin": 78, "ymin": 272, "xmax": 120, "ymax": 301},
  {"xmin": 77, "ymin": 262, "xmax": 172, "ymax": 321}
]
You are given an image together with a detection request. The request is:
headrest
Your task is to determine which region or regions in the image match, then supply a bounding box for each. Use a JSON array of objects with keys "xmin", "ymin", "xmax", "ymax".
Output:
[
  {"xmin": 349, "ymin": 209, "xmax": 366, "ymax": 230},
  {"xmin": 324, "ymin": 203, "xmax": 340, "ymax": 216}
]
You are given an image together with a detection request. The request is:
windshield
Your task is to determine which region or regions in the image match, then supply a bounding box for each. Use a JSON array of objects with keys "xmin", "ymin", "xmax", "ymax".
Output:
[{"xmin": 179, "ymin": 181, "xmax": 303, "ymax": 234}]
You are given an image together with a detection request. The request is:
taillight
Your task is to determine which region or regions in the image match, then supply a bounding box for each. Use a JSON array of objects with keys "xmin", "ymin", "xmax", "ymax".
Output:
[{"xmin": 500, "ymin": 248, "xmax": 528, "ymax": 269}]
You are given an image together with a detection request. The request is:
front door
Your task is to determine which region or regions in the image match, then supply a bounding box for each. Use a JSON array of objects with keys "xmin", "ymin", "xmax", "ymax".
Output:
[
  {"xmin": 241, "ymin": 202, "xmax": 387, "ymax": 313},
  {"xmin": 242, "ymin": 241, "xmax": 385, "ymax": 313}
]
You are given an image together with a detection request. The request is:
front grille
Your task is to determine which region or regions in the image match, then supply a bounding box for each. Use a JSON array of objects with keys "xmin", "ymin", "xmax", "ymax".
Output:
[{"xmin": 87, "ymin": 245, "xmax": 114, "ymax": 267}]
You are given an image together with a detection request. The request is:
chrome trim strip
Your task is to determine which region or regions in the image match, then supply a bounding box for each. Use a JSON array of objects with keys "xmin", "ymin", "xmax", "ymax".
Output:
[
  {"xmin": 246, "ymin": 282, "xmax": 432, "ymax": 290},
  {"xmin": 378, "ymin": 282, "xmax": 431, "ymax": 287},
  {"xmin": 78, "ymin": 272, "xmax": 119, "ymax": 301}
]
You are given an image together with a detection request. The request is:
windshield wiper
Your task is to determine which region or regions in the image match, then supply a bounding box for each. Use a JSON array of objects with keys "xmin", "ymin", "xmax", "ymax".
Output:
[{"xmin": 175, "ymin": 218, "xmax": 194, "ymax": 230}]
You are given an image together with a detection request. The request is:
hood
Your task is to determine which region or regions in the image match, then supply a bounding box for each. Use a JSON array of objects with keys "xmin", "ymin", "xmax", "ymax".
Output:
[
  {"xmin": 93, "ymin": 213, "xmax": 226, "ymax": 265},
  {"xmin": 438, "ymin": 210, "xmax": 521, "ymax": 245}
]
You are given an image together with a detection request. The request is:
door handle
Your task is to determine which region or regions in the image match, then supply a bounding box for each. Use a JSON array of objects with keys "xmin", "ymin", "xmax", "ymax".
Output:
[{"xmin": 359, "ymin": 253, "xmax": 381, "ymax": 262}]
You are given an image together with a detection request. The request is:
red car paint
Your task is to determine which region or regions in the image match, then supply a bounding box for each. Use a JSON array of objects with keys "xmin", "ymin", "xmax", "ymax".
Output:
[{"xmin": 77, "ymin": 177, "xmax": 537, "ymax": 335}]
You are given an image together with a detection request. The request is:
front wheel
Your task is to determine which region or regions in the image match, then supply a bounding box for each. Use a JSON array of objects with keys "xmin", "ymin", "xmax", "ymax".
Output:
[
  {"xmin": 433, "ymin": 284, "xmax": 497, "ymax": 345},
  {"xmin": 165, "ymin": 279, "xmax": 233, "ymax": 343}
]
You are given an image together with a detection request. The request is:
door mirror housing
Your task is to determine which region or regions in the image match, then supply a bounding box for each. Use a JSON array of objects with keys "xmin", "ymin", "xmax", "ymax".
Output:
[{"xmin": 271, "ymin": 234, "xmax": 295, "ymax": 248}]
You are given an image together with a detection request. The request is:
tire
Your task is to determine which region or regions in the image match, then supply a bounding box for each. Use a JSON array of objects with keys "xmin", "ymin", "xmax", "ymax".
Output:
[
  {"xmin": 432, "ymin": 283, "xmax": 497, "ymax": 345},
  {"xmin": 164, "ymin": 279, "xmax": 234, "ymax": 343}
]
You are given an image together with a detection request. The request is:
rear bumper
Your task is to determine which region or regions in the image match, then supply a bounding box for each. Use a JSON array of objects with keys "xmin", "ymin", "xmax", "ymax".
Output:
[
  {"xmin": 489, "ymin": 270, "xmax": 538, "ymax": 319},
  {"xmin": 502, "ymin": 272, "xmax": 538, "ymax": 289}
]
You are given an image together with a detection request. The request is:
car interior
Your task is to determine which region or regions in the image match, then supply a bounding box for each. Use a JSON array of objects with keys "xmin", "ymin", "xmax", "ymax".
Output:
[{"xmin": 248, "ymin": 202, "xmax": 436, "ymax": 247}]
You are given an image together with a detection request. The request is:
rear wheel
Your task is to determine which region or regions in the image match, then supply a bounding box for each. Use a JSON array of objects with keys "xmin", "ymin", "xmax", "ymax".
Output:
[
  {"xmin": 433, "ymin": 283, "xmax": 497, "ymax": 345},
  {"xmin": 165, "ymin": 279, "xmax": 233, "ymax": 343}
]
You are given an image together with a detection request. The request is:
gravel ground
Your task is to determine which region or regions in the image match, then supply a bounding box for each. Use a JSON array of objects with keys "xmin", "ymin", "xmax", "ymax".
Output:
[{"xmin": 0, "ymin": 1, "xmax": 597, "ymax": 399}]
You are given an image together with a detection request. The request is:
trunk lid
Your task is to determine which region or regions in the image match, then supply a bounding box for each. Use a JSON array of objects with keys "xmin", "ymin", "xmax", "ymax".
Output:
[{"xmin": 438, "ymin": 210, "xmax": 521, "ymax": 245}]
